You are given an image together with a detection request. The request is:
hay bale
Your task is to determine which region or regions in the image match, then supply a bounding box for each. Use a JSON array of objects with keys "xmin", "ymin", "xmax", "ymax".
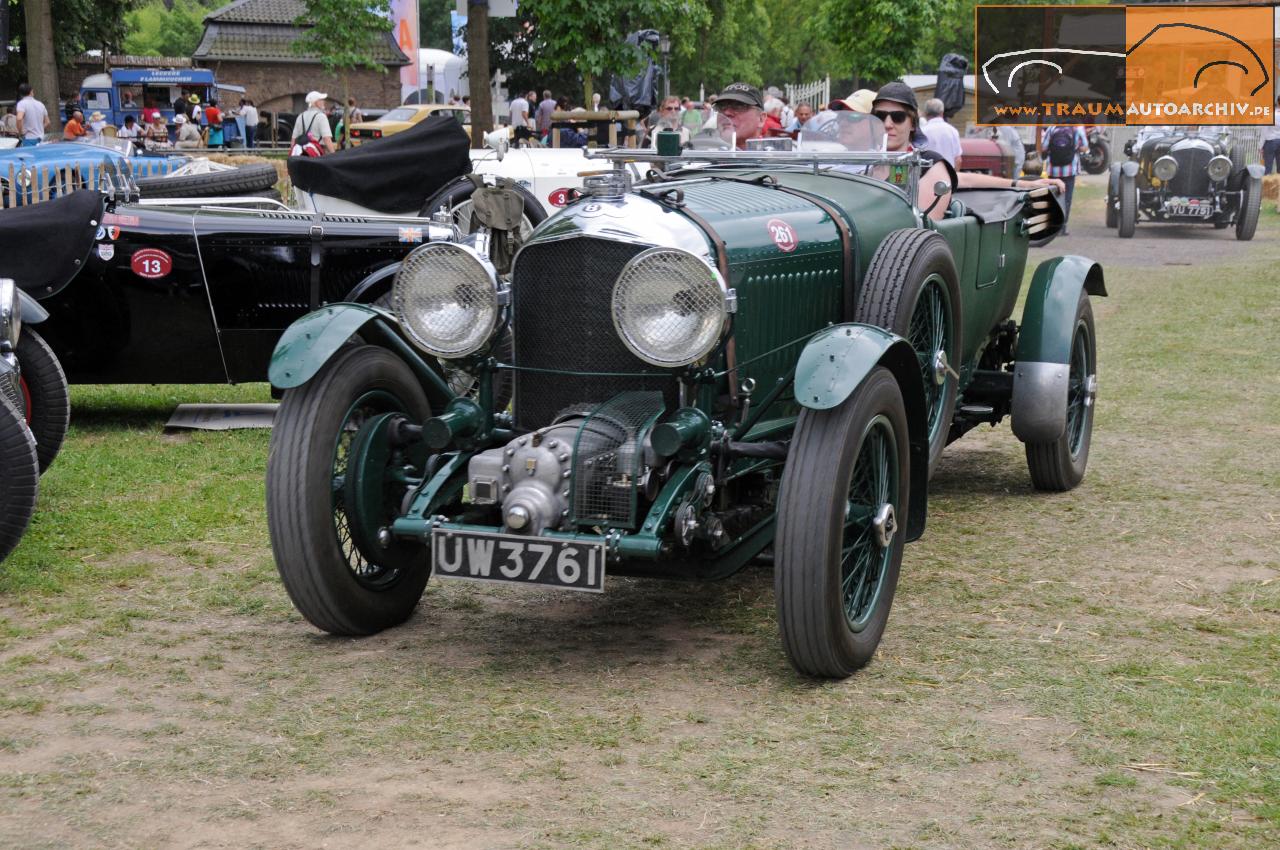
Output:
[{"xmin": 1262, "ymin": 174, "xmax": 1280, "ymax": 202}]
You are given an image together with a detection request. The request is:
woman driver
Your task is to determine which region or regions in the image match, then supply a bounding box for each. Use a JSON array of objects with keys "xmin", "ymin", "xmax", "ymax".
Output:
[{"xmin": 872, "ymin": 82, "xmax": 1064, "ymax": 220}]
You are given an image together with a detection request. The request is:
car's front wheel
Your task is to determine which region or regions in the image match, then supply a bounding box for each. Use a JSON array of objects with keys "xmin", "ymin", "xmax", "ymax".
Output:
[
  {"xmin": 15, "ymin": 329, "xmax": 68, "ymax": 473},
  {"xmin": 0, "ymin": 398, "xmax": 38, "ymax": 563},
  {"xmin": 1235, "ymin": 175, "xmax": 1261, "ymax": 241},
  {"xmin": 266, "ymin": 344, "xmax": 433, "ymax": 635},
  {"xmin": 1024, "ymin": 291, "xmax": 1096, "ymax": 491},
  {"xmin": 775, "ymin": 367, "xmax": 910, "ymax": 678},
  {"xmin": 1117, "ymin": 172, "xmax": 1137, "ymax": 238}
]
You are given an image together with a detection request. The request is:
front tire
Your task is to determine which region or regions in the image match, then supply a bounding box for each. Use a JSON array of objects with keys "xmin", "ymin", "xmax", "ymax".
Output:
[
  {"xmin": 854, "ymin": 229, "xmax": 959, "ymax": 477},
  {"xmin": 0, "ymin": 399, "xmax": 38, "ymax": 563},
  {"xmin": 15, "ymin": 329, "xmax": 69, "ymax": 473},
  {"xmin": 1025, "ymin": 291, "xmax": 1096, "ymax": 491},
  {"xmin": 776, "ymin": 368, "xmax": 911, "ymax": 678},
  {"xmin": 1235, "ymin": 175, "xmax": 1260, "ymax": 241},
  {"xmin": 266, "ymin": 345, "xmax": 433, "ymax": 635},
  {"xmin": 1117, "ymin": 172, "xmax": 1137, "ymax": 239}
]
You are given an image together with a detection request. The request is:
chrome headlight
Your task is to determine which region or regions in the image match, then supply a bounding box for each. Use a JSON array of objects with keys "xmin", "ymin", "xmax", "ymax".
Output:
[
  {"xmin": 612, "ymin": 248, "xmax": 728, "ymax": 368},
  {"xmin": 1207, "ymin": 155, "xmax": 1231, "ymax": 182},
  {"xmin": 392, "ymin": 243, "xmax": 500, "ymax": 359},
  {"xmin": 0, "ymin": 279, "xmax": 20, "ymax": 351},
  {"xmin": 1152, "ymin": 156, "xmax": 1178, "ymax": 182}
]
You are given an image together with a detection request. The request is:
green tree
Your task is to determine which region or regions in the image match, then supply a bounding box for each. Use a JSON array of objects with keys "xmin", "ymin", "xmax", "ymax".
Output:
[
  {"xmin": 756, "ymin": 0, "xmax": 842, "ymax": 88},
  {"xmin": 293, "ymin": 0, "xmax": 394, "ymax": 145},
  {"xmin": 818, "ymin": 0, "xmax": 944, "ymax": 85},
  {"xmin": 123, "ymin": 0, "xmax": 207, "ymax": 58},
  {"xmin": 419, "ymin": 0, "xmax": 455, "ymax": 50},
  {"xmin": 519, "ymin": 0, "xmax": 687, "ymax": 105}
]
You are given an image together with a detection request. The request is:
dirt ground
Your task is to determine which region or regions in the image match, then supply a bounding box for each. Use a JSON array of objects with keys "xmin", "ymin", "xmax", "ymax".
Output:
[{"xmin": 0, "ymin": 176, "xmax": 1276, "ymax": 849}]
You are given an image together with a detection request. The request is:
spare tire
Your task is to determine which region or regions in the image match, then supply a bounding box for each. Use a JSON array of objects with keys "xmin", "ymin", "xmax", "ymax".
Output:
[{"xmin": 136, "ymin": 163, "xmax": 279, "ymax": 198}]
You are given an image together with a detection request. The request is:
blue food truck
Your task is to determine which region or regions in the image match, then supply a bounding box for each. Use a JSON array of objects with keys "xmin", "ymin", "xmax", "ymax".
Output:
[{"xmin": 79, "ymin": 68, "xmax": 246, "ymax": 141}]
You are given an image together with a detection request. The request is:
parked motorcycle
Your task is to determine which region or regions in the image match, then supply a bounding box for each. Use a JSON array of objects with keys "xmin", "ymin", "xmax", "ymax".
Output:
[{"xmin": 1081, "ymin": 126, "xmax": 1111, "ymax": 175}]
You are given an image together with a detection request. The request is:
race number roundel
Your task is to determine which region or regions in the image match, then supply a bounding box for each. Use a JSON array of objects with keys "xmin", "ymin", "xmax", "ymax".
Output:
[
  {"xmin": 131, "ymin": 248, "xmax": 173, "ymax": 279},
  {"xmin": 547, "ymin": 187, "xmax": 572, "ymax": 207},
  {"xmin": 766, "ymin": 218, "xmax": 798, "ymax": 253}
]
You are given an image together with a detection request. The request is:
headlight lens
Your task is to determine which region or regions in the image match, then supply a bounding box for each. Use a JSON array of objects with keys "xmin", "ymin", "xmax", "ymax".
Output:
[
  {"xmin": 1153, "ymin": 155, "xmax": 1178, "ymax": 182},
  {"xmin": 0, "ymin": 279, "xmax": 20, "ymax": 350},
  {"xmin": 612, "ymin": 248, "xmax": 727, "ymax": 368},
  {"xmin": 392, "ymin": 243, "xmax": 499, "ymax": 358},
  {"xmin": 1207, "ymin": 155, "xmax": 1231, "ymax": 182}
]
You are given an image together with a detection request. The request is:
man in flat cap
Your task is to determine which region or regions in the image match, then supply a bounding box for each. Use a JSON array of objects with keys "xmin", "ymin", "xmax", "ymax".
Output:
[{"xmin": 714, "ymin": 82, "xmax": 765, "ymax": 149}]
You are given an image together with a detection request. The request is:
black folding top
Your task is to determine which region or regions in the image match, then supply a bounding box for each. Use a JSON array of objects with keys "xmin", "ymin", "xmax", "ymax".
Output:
[
  {"xmin": 288, "ymin": 114, "xmax": 473, "ymax": 214},
  {"xmin": 0, "ymin": 190, "xmax": 105, "ymax": 298}
]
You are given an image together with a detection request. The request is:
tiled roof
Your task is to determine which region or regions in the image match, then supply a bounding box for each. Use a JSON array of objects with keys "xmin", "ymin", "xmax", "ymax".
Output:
[
  {"xmin": 194, "ymin": 21, "xmax": 409, "ymax": 66},
  {"xmin": 204, "ymin": 0, "xmax": 308, "ymax": 25}
]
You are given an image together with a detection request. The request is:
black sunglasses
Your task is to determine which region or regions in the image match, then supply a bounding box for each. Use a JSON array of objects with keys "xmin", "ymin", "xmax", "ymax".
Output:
[{"xmin": 872, "ymin": 109, "xmax": 911, "ymax": 125}]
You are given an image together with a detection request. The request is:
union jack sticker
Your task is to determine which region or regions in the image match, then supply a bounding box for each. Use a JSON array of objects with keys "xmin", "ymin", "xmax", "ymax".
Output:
[{"xmin": 398, "ymin": 226, "xmax": 423, "ymax": 243}]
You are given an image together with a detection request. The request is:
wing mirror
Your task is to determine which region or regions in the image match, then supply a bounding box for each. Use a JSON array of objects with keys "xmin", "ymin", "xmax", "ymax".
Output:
[
  {"xmin": 921, "ymin": 180, "xmax": 951, "ymax": 218},
  {"xmin": 484, "ymin": 128, "xmax": 509, "ymax": 161}
]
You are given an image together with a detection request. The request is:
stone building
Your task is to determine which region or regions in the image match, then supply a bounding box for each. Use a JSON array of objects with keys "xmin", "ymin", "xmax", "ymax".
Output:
[{"xmin": 193, "ymin": 0, "xmax": 409, "ymax": 114}]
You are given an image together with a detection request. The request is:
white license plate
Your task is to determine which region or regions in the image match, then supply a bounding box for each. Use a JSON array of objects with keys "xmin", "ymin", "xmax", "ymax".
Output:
[
  {"xmin": 1167, "ymin": 203, "xmax": 1213, "ymax": 218},
  {"xmin": 431, "ymin": 529, "xmax": 605, "ymax": 593}
]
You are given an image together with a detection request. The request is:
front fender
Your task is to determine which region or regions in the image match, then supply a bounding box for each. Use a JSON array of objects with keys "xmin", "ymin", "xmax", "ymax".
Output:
[
  {"xmin": 18, "ymin": 290, "xmax": 49, "ymax": 324},
  {"xmin": 1012, "ymin": 256, "xmax": 1105, "ymax": 443},
  {"xmin": 268, "ymin": 302, "xmax": 455, "ymax": 410},
  {"xmin": 1120, "ymin": 160, "xmax": 1139, "ymax": 178},
  {"xmin": 795, "ymin": 324, "xmax": 928, "ymax": 542}
]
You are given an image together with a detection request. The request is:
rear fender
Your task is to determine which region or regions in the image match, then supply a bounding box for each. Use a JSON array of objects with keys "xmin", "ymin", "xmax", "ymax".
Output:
[
  {"xmin": 1012, "ymin": 256, "xmax": 1105, "ymax": 443},
  {"xmin": 18, "ymin": 290, "xmax": 49, "ymax": 324},
  {"xmin": 795, "ymin": 324, "xmax": 928, "ymax": 542},
  {"xmin": 269, "ymin": 302, "xmax": 453, "ymax": 408}
]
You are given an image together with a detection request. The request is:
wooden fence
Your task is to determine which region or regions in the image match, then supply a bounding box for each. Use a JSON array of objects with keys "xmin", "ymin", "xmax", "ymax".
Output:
[{"xmin": 1, "ymin": 158, "xmax": 172, "ymax": 207}]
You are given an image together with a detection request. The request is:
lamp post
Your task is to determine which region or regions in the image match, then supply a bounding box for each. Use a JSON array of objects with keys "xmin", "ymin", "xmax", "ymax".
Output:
[{"xmin": 658, "ymin": 34, "xmax": 671, "ymax": 101}]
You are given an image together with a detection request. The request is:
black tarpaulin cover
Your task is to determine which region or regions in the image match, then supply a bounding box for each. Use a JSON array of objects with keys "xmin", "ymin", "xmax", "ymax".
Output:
[
  {"xmin": 936, "ymin": 53, "xmax": 969, "ymax": 119},
  {"xmin": 288, "ymin": 114, "xmax": 472, "ymax": 214},
  {"xmin": 0, "ymin": 189, "xmax": 104, "ymax": 298}
]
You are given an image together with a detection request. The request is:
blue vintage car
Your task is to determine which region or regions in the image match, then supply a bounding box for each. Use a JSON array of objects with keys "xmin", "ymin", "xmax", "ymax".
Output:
[{"xmin": 0, "ymin": 140, "xmax": 188, "ymax": 206}]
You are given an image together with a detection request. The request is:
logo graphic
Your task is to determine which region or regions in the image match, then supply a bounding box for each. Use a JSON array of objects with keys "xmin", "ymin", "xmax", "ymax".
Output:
[
  {"xmin": 767, "ymin": 218, "xmax": 798, "ymax": 252},
  {"xmin": 97, "ymin": 244, "xmax": 115, "ymax": 261},
  {"xmin": 976, "ymin": 5, "xmax": 1274, "ymax": 126},
  {"xmin": 131, "ymin": 248, "xmax": 172, "ymax": 279},
  {"xmin": 398, "ymin": 226, "xmax": 423, "ymax": 243}
]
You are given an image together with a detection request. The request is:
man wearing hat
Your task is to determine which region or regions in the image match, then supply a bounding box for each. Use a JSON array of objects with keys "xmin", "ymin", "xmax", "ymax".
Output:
[
  {"xmin": 292, "ymin": 91, "xmax": 336, "ymax": 154},
  {"xmin": 714, "ymin": 83, "xmax": 766, "ymax": 149}
]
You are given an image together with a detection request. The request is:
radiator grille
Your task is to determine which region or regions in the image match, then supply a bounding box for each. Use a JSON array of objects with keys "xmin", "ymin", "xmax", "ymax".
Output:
[
  {"xmin": 570, "ymin": 391, "xmax": 665, "ymax": 529},
  {"xmin": 1167, "ymin": 149, "xmax": 1212, "ymax": 196},
  {"xmin": 512, "ymin": 237, "xmax": 678, "ymax": 430},
  {"xmin": 0, "ymin": 370, "xmax": 24, "ymax": 417}
]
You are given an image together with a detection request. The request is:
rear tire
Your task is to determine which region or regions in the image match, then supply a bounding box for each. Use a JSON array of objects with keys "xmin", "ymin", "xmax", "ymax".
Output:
[
  {"xmin": 854, "ymin": 229, "xmax": 959, "ymax": 477},
  {"xmin": 776, "ymin": 368, "xmax": 910, "ymax": 678},
  {"xmin": 1025, "ymin": 292, "xmax": 1096, "ymax": 491},
  {"xmin": 15, "ymin": 329, "xmax": 69, "ymax": 473},
  {"xmin": 135, "ymin": 163, "xmax": 279, "ymax": 198},
  {"xmin": 0, "ymin": 399, "xmax": 38, "ymax": 563},
  {"xmin": 267, "ymin": 345, "xmax": 433, "ymax": 635},
  {"xmin": 1117, "ymin": 172, "xmax": 1136, "ymax": 239},
  {"xmin": 1235, "ymin": 175, "xmax": 1260, "ymax": 241}
]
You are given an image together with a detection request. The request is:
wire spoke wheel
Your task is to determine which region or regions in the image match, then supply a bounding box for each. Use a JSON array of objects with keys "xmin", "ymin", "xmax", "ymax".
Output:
[
  {"xmin": 906, "ymin": 275, "xmax": 952, "ymax": 449},
  {"xmin": 840, "ymin": 415, "xmax": 899, "ymax": 631},
  {"xmin": 331, "ymin": 389, "xmax": 405, "ymax": 589}
]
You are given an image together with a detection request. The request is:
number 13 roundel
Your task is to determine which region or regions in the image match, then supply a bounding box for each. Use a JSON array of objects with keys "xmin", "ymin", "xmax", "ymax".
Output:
[{"xmin": 131, "ymin": 248, "xmax": 173, "ymax": 280}]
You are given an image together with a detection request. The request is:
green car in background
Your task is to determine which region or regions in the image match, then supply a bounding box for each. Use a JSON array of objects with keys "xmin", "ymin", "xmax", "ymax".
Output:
[{"xmin": 265, "ymin": 114, "xmax": 1106, "ymax": 678}]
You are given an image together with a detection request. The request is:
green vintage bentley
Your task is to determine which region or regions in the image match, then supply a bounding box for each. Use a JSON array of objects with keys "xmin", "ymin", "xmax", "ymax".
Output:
[{"xmin": 265, "ymin": 115, "xmax": 1106, "ymax": 678}]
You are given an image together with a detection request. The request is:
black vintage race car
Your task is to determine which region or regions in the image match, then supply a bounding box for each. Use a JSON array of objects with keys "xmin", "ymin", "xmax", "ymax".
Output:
[
  {"xmin": 1107, "ymin": 126, "xmax": 1263, "ymax": 240},
  {"xmin": 0, "ymin": 117, "xmax": 545, "ymax": 386}
]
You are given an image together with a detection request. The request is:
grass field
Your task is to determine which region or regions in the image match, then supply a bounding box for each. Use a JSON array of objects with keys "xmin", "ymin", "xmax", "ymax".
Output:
[{"xmin": 1, "ymin": 181, "xmax": 1277, "ymax": 849}]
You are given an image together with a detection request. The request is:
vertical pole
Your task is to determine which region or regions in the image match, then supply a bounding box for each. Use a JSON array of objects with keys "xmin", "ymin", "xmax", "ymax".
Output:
[
  {"xmin": 466, "ymin": 0, "xmax": 492, "ymax": 148},
  {"xmin": 23, "ymin": 0, "xmax": 62, "ymax": 133}
]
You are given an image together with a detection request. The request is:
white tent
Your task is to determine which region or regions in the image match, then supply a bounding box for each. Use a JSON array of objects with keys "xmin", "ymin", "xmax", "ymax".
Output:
[{"xmin": 408, "ymin": 48, "xmax": 468, "ymax": 104}]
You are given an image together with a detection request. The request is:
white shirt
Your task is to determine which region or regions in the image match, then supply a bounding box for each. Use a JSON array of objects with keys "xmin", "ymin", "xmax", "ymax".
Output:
[
  {"xmin": 1265, "ymin": 107, "xmax": 1280, "ymax": 142},
  {"xmin": 292, "ymin": 107, "xmax": 332, "ymax": 141},
  {"xmin": 117, "ymin": 125, "xmax": 140, "ymax": 139},
  {"xmin": 16, "ymin": 95, "xmax": 48, "ymax": 141},
  {"xmin": 240, "ymin": 104, "xmax": 259, "ymax": 128},
  {"xmin": 509, "ymin": 97, "xmax": 530, "ymax": 128},
  {"xmin": 921, "ymin": 116, "xmax": 962, "ymax": 166}
]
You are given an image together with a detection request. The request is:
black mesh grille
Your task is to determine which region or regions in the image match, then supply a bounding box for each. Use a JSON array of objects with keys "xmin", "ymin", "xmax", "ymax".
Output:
[
  {"xmin": 0, "ymin": 371, "xmax": 22, "ymax": 416},
  {"xmin": 512, "ymin": 238, "xmax": 678, "ymax": 430},
  {"xmin": 1167, "ymin": 149, "xmax": 1212, "ymax": 196}
]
